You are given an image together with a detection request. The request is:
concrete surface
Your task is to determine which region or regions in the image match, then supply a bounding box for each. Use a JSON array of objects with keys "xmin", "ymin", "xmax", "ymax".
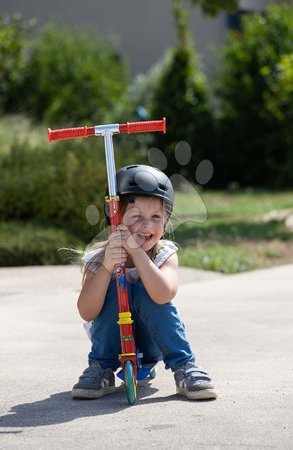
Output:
[{"xmin": 0, "ymin": 263, "xmax": 293, "ymax": 449}]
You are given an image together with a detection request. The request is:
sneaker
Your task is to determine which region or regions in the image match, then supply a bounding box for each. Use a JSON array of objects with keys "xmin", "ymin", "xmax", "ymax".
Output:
[
  {"xmin": 71, "ymin": 362, "xmax": 116, "ymax": 399},
  {"xmin": 174, "ymin": 362, "xmax": 217, "ymax": 400}
]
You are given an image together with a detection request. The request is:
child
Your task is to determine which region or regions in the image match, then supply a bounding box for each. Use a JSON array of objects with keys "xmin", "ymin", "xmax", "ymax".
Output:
[{"xmin": 72, "ymin": 164, "xmax": 217, "ymax": 401}]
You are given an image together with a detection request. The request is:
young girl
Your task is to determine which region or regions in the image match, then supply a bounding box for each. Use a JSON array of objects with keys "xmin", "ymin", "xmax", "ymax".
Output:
[{"xmin": 72, "ymin": 164, "xmax": 217, "ymax": 401}]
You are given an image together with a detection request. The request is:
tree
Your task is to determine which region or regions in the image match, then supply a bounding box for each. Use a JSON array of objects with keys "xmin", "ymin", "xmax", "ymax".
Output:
[
  {"xmin": 172, "ymin": 0, "xmax": 239, "ymax": 48},
  {"xmin": 215, "ymin": 4, "xmax": 293, "ymax": 187},
  {"xmin": 150, "ymin": 0, "xmax": 239, "ymax": 181},
  {"xmin": 0, "ymin": 15, "xmax": 34, "ymax": 114},
  {"xmin": 20, "ymin": 21, "xmax": 128, "ymax": 124},
  {"xmin": 187, "ymin": 0, "xmax": 239, "ymax": 16}
]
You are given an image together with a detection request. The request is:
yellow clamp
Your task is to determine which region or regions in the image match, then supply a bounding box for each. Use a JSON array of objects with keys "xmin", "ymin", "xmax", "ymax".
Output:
[
  {"xmin": 118, "ymin": 353, "xmax": 136, "ymax": 360},
  {"xmin": 117, "ymin": 312, "xmax": 133, "ymax": 325},
  {"xmin": 105, "ymin": 195, "xmax": 120, "ymax": 202}
]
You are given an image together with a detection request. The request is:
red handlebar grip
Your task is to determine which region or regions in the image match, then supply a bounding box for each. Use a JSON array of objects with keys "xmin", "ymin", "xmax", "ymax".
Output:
[
  {"xmin": 119, "ymin": 118, "xmax": 166, "ymax": 134},
  {"xmin": 48, "ymin": 126, "xmax": 95, "ymax": 143}
]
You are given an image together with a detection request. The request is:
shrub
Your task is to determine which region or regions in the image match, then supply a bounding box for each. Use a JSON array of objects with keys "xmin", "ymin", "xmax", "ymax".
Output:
[
  {"xmin": 0, "ymin": 15, "xmax": 33, "ymax": 114},
  {"xmin": 17, "ymin": 21, "xmax": 128, "ymax": 124},
  {"xmin": 0, "ymin": 138, "xmax": 129, "ymax": 233},
  {"xmin": 0, "ymin": 16, "xmax": 129, "ymax": 124},
  {"xmin": 215, "ymin": 4, "xmax": 293, "ymax": 188},
  {"xmin": 150, "ymin": 44, "xmax": 215, "ymax": 180}
]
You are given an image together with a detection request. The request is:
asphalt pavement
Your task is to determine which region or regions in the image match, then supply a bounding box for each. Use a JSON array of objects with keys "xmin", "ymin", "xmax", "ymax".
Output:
[{"xmin": 0, "ymin": 263, "xmax": 292, "ymax": 449}]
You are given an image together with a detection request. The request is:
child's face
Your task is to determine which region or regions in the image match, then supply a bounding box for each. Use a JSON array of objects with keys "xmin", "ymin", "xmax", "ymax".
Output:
[{"xmin": 123, "ymin": 196, "xmax": 165, "ymax": 252}]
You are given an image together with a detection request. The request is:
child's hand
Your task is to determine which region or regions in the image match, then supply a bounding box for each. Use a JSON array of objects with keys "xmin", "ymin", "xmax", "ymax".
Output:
[
  {"xmin": 103, "ymin": 226, "xmax": 130, "ymax": 272},
  {"xmin": 116, "ymin": 224, "xmax": 145, "ymax": 255},
  {"xmin": 103, "ymin": 225, "xmax": 144, "ymax": 272}
]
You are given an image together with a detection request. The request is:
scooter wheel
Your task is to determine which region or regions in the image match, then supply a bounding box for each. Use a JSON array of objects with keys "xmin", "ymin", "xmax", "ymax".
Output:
[
  {"xmin": 149, "ymin": 367, "xmax": 157, "ymax": 379},
  {"xmin": 125, "ymin": 361, "xmax": 137, "ymax": 405}
]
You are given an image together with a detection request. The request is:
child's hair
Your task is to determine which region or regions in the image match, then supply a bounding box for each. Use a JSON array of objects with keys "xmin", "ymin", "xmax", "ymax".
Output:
[{"xmin": 81, "ymin": 193, "xmax": 175, "ymax": 282}]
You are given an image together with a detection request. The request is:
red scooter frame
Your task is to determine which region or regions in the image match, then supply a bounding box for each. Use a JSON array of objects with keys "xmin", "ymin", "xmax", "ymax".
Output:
[{"xmin": 48, "ymin": 118, "xmax": 166, "ymax": 404}]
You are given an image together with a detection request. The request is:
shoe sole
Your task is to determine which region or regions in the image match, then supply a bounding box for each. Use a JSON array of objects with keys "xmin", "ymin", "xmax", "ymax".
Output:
[
  {"xmin": 71, "ymin": 385, "xmax": 116, "ymax": 399},
  {"xmin": 176, "ymin": 386, "xmax": 217, "ymax": 400}
]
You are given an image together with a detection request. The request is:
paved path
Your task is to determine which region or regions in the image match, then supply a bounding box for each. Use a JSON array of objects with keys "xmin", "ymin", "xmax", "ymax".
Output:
[{"xmin": 0, "ymin": 264, "xmax": 292, "ymax": 449}]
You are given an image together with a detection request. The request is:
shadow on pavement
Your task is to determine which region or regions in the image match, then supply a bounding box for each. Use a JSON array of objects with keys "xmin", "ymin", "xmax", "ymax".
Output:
[{"xmin": 0, "ymin": 383, "xmax": 184, "ymax": 429}]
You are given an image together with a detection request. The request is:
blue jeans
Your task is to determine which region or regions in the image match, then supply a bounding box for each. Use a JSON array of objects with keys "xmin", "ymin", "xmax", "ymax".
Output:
[{"xmin": 88, "ymin": 279, "xmax": 196, "ymax": 371}]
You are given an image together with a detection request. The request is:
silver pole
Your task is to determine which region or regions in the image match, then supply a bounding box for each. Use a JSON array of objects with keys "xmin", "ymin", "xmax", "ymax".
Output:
[{"xmin": 104, "ymin": 132, "xmax": 117, "ymax": 196}]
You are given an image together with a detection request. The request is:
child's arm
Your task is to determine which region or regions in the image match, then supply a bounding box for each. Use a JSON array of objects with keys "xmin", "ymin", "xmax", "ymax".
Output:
[
  {"xmin": 77, "ymin": 265, "xmax": 112, "ymax": 321},
  {"xmin": 77, "ymin": 235, "xmax": 128, "ymax": 321},
  {"xmin": 130, "ymin": 248, "xmax": 178, "ymax": 304}
]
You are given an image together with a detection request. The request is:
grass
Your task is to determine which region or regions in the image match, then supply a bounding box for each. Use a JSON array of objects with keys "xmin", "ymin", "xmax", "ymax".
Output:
[
  {"xmin": 0, "ymin": 115, "xmax": 48, "ymax": 156},
  {"xmin": 0, "ymin": 189, "xmax": 292, "ymax": 272},
  {"xmin": 177, "ymin": 240, "xmax": 292, "ymax": 274},
  {"xmin": 171, "ymin": 189, "xmax": 293, "ymax": 273},
  {"xmin": 174, "ymin": 189, "xmax": 293, "ymax": 217},
  {"xmin": 0, "ymin": 220, "xmax": 85, "ymax": 266}
]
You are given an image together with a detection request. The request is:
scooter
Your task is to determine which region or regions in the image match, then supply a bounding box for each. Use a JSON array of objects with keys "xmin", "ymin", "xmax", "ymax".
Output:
[{"xmin": 48, "ymin": 118, "xmax": 166, "ymax": 404}]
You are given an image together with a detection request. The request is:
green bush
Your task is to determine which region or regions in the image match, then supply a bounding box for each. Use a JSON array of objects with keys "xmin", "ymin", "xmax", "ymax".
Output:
[
  {"xmin": 20, "ymin": 21, "xmax": 129, "ymax": 124},
  {"xmin": 0, "ymin": 137, "xmax": 134, "ymax": 234},
  {"xmin": 0, "ymin": 15, "xmax": 33, "ymax": 114},
  {"xmin": 0, "ymin": 17, "xmax": 129, "ymax": 124},
  {"xmin": 150, "ymin": 44, "xmax": 214, "ymax": 180},
  {"xmin": 215, "ymin": 4, "xmax": 293, "ymax": 188}
]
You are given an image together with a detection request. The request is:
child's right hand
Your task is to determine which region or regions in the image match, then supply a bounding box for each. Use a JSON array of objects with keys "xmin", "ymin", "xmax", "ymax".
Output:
[{"xmin": 102, "ymin": 229, "xmax": 129, "ymax": 273}]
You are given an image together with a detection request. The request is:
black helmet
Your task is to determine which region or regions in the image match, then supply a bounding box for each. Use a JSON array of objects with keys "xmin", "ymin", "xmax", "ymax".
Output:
[
  {"xmin": 104, "ymin": 164, "xmax": 174, "ymax": 224},
  {"xmin": 117, "ymin": 165, "xmax": 174, "ymax": 207}
]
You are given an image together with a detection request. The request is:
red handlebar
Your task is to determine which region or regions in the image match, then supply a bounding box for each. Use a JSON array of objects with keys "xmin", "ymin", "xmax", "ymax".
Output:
[
  {"xmin": 119, "ymin": 118, "xmax": 166, "ymax": 134},
  {"xmin": 48, "ymin": 126, "xmax": 95, "ymax": 143},
  {"xmin": 48, "ymin": 118, "xmax": 166, "ymax": 142}
]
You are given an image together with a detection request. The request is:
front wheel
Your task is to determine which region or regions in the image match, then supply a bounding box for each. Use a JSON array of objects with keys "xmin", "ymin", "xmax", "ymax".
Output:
[
  {"xmin": 149, "ymin": 367, "xmax": 157, "ymax": 379},
  {"xmin": 125, "ymin": 361, "xmax": 137, "ymax": 405}
]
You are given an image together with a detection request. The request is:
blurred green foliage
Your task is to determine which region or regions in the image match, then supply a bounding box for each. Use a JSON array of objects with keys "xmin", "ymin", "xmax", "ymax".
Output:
[
  {"xmin": 150, "ymin": 45, "xmax": 214, "ymax": 180},
  {"xmin": 0, "ymin": 138, "xmax": 104, "ymax": 226},
  {"xmin": 0, "ymin": 17, "xmax": 129, "ymax": 124},
  {"xmin": 0, "ymin": 15, "xmax": 33, "ymax": 114},
  {"xmin": 149, "ymin": 1, "xmax": 214, "ymax": 180},
  {"xmin": 0, "ymin": 220, "xmax": 84, "ymax": 266},
  {"xmin": 1, "ymin": 9, "xmax": 292, "ymax": 190},
  {"xmin": 262, "ymin": 53, "xmax": 293, "ymax": 122},
  {"xmin": 21, "ymin": 22, "xmax": 129, "ymax": 124},
  {"xmin": 214, "ymin": 4, "xmax": 293, "ymax": 188},
  {"xmin": 0, "ymin": 6, "xmax": 293, "ymax": 270},
  {"xmin": 187, "ymin": 0, "xmax": 238, "ymax": 16}
]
